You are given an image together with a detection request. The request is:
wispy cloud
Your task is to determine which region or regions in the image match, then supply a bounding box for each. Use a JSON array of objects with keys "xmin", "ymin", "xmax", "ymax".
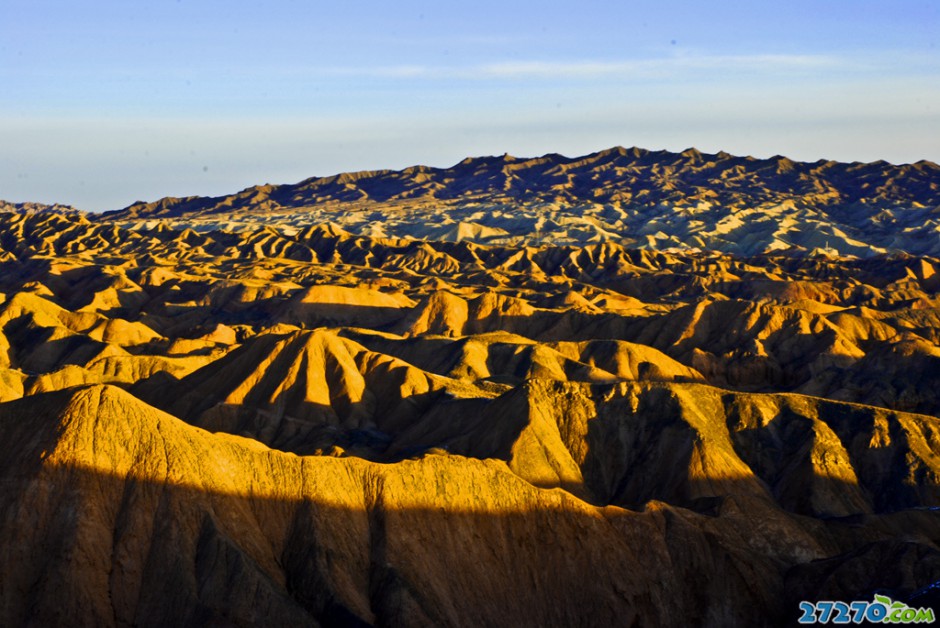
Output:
[
  {"xmin": 308, "ymin": 53, "xmax": 846, "ymax": 82},
  {"xmin": 320, "ymin": 65, "xmax": 433, "ymax": 79},
  {"xmin": 476, "ymin": 54, "xmax": 843, "ymax": 78}
]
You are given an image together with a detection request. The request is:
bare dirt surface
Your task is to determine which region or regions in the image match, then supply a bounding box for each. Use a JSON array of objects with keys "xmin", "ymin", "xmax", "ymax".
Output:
[{"xmin": 1, "ymin": 148, "xmax": 939, "ymax": 626}]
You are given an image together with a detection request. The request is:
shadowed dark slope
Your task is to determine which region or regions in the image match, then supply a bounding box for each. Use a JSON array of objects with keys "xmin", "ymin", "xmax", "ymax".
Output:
[
  {"xmin": 101, "ymin": 147, "xmax": 940, "ymax": 220},
  {"xmin": 1, "ymin": 385, "xmax": 939, "ymax": 627}
]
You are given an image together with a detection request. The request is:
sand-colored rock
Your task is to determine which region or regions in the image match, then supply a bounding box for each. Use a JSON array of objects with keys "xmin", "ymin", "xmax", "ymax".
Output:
[
  {"xmin": 0, "ymin": 149, "xmax": 939, "ymax": 625},
  {"xmin": 2, "ymin": 385, "xmax": 938, "ymax": 627}
]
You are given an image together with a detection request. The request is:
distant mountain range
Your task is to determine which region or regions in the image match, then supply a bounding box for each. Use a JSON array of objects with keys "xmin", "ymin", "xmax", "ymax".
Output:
[
  {"xmin": 5, "ymin": 146, "xmax": 940, "ymax": 256},
  {"xmin": 0, "ymin": 200, "xmax": 83, "ymax": 216},
  {"xmin": 101, "ymin": 146, "xmax": 939, "ymax": 217}
]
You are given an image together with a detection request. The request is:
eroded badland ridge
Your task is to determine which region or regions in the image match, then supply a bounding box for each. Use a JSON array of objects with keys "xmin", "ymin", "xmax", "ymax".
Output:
[{"xmin": 1, "ymin": 147, "xmax": 940, "ymax": 626}]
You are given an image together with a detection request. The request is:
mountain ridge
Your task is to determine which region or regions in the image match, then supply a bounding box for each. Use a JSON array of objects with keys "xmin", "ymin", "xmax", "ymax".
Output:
[
  {"xmin": 76, "ymin": 145, "xmax": 940, "ymax": 257},
  {"xmin": 101, "ymin": 146, "xmax": 940, "ymax": 220}
]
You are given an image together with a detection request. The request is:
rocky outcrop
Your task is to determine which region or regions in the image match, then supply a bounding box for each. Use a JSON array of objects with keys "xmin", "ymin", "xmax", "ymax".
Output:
[{"xmin": 2, "ymin": 385, "xmax": 939, "ymax": 627}]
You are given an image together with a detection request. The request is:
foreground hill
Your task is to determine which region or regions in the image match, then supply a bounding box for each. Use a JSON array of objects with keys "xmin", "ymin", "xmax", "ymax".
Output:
[
  {"xmin": 97, "ymin": 146, "xmax": 940, "ymax": 256},
  {"xmin": 1, "ymin": 384, "xmax": 939, "ymax": 627},
  {"xmin": 1, "ymin": 177, "xmax": 940, "ymax": 624}
]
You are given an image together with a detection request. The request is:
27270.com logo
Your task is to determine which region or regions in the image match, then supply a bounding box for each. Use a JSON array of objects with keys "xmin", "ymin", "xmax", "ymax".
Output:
[{"xmin": 799, "ymin": 595, "xmax": 935, "ymax": 624}]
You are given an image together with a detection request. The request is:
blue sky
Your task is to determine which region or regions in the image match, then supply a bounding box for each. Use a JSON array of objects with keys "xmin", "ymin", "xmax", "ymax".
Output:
[{"xmin": 2, "ymin": 1, "xmax": 938, "ymax": 211}]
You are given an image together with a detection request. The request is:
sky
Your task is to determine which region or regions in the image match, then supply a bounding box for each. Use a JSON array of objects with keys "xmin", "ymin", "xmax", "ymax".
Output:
[{"xmin": 1, "ymin": 1, "xmax": 938, "ymax": 211}]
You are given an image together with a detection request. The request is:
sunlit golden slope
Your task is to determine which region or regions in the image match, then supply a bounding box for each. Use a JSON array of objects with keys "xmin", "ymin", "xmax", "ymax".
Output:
[
  {"xmin": 3, "ymin": 211, "xmax": 939, "ymax": 414},
  {"xmin": 1, "ymin": 384, "xmax": 938, "ymax": 627}
]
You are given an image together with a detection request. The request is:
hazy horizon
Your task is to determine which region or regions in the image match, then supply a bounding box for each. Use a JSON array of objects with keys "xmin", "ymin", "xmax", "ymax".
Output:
[{"xmin": 2, "ymin": 0, "xmax": 938, "ymax": 211}]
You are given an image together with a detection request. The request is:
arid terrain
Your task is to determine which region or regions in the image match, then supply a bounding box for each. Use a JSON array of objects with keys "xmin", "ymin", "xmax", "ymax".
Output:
[{"xmin": 1, "ymin": 147, "xmax": 940, "ymax": 626}]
